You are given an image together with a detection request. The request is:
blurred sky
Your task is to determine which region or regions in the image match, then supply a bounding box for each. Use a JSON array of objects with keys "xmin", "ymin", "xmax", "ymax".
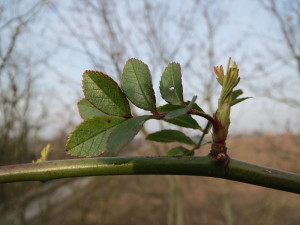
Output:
[{"xmin": 1, "ymin": 0, "xmax": 300, "ymax": 137}]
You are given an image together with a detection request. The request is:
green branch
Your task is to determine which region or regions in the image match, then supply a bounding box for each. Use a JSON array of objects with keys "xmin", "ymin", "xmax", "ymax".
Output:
[{"xmin": 0, "ymin": 156, "xmax": 299, "ymax": 194}]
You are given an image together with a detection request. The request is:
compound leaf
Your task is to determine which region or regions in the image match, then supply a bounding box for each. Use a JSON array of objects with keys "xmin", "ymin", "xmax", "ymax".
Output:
[
  {"xmin": 121, "ymin": 58, "xmax": 156, "ymax": 111},
  {"xmin": 78, "ymin": 98, "xmax": 106, "ymax": 119},
  {"xmin": 146, "ymin": 129, "xmax": 195, "ymax": 145},
  {"xmin": 160, "ymin": 63, "xmax": 184, "ymax": 105},
  {"xmin": 83, "ymin": 70, "xmax": 131, "ymax": 117},
  {"xmin": 167, "ymin": 146, "xmax": 194, "ymax": 156},
  {"xmin": 66, "ymin": 116, "xmax": 125, "ymax": 157},
  {"xmin": 107, "ymin": 115, "xmax": 151, "ymax": 153}
]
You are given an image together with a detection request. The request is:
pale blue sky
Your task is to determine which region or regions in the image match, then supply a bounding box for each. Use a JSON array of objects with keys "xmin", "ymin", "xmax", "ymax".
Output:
[{"xmin": 2, "ymin": 0, "xmax": 299, "ymax": 137}]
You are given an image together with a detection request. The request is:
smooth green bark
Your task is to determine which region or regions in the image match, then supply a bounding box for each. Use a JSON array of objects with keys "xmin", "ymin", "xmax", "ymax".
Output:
[{"xmin": 0, "ymin": 156, "xmax": 299, "ymax": 194}]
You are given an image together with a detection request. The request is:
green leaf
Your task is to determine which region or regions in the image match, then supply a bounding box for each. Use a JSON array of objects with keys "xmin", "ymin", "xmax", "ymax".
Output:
[
  {"xmin": 78, "ymin": 98, "xmax": 106, "ymax": 119},
  {"xmin": 146, "ymin": 129, "xmax": 195, "ymax": 145},
  {"xmin": 231, "ymin": 97, "xmax": 252, "ymax": 106},
  {"xmin": 157, "ymin": 104, "xmax": 201, "ymax": 129},
  {"xmin": 232, "ymin": 89, "xmax": 243, "ymax": 100},
  {"xmin": 231, "ymin": 89, "xmax": 251, "ymax": 106},
  {"xmin": 167, "ymin": 146, "xmax": 194, "ymax": 156},
  {"xmin": 66, "ymin": 116, "xmax": 125, "ymax": 157},
  {"xmin": 121, "ymin": 58, "xmax": 156, "ymax": 111},
  {"xmin": 160, "ymin": 63, "xmax": 184, "ymax": 105},
  {"xmin": 83, "ymin": 70, "xmax": 131, "ymax": 117},
  {"xmin": 187, "ymin": 101, "xmax": 204, "ymax": 112},
  {"xmin": 158, "ymin": 102, "xmax": 204, "ymax": 113},
  {"xmin": 164, "ymin": 96, "xmax": 197, "ymax": 120},
  {"xmin": 107, "ymin": 115, "xmax": 151, "ymax": 153},
  {"xmin": 157, "ymin": 104, "xmax": 181, "ymax": 112},
  {"xmin": 190, "ymin": 135, "xmax": 211, "ymax": 145},
  {"xmin": 166, "ymin": 115, "xmax": 201, "ymax": 129}
]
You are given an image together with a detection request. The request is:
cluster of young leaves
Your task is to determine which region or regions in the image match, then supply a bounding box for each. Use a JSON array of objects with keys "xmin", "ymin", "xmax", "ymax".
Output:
[
  {"xmin": 66, "ymin": 58, "xmax": 250, "ymax": 157},
  {"xmin": 66, "ymin": 59, "xmax": 210, "ymax": 157}
]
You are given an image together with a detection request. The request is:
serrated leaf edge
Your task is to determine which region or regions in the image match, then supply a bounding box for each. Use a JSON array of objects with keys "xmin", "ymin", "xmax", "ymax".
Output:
[
  {"xmin": 121, "ymin": 58, "xmax": 156, "ymax": 111},
  {"xmin": 83, "ymin": 70, "xmax": 132, "ymax": 118},
  {"xmin": 66, "ymin": 116, "xmax": 125, "ymax": 157},
  {"xmin": 160, "ymin": 62, "xmax": 184, "ymax": 105}
]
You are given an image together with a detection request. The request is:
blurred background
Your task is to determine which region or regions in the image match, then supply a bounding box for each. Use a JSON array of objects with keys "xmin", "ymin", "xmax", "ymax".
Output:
[{"xmin": 0, "ymin": 0, "xmax": 299, "ymax": 224}]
